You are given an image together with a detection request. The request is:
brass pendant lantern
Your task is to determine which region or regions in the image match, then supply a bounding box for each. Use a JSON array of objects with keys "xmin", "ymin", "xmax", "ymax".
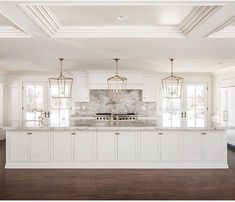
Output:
[
  {"xmin": 161, "ymin": 59, "xmax": 183, "ymax": 98},
  {"xmin": 49, "ymin": 58, "xmax": 73, "ymax": 99},
  {"xmin": 107, "ymin": 58, "xmax": 127, "ymax": 101}
]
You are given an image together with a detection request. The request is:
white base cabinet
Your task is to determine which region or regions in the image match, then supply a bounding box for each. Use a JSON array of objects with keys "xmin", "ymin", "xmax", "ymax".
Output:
[
  {"xmin": 53, "ymin": 131, "xmax": 73, "ymax": 162},
  {"xmin": 74, "ymin": 131, "xmax": 96, "ymax": 162},
  {"xmin": 5, "ymin": 129, "xmax": 228, "ymax": 169}
]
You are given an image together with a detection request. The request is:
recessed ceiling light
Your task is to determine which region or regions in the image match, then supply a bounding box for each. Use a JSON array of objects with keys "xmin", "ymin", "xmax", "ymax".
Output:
[{"xmin": 117, "ymin": 15, "xmax": 128, "ymax": 21}]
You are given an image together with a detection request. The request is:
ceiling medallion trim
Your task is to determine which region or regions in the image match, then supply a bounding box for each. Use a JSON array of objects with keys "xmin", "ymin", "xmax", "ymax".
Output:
[
  {"xmin": 0, "ymin": 11, "xmax": 32, "ymax": 38},
  {"xmin": 206, "ymin": 16, "xmax": 235, "ymax": 38},
  {"xmin": 20, "ymin": 4, "xmax": 220, "ymax": 38}
]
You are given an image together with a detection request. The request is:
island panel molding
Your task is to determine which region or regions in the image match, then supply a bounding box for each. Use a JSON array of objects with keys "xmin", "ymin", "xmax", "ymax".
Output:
[
  {"xmin": 5, "ymin": 128, "xmax": 228, "ymax": 169},
  {"xmin": 20, "ymin": 4, "xmax": 221, "ymax": 38}
]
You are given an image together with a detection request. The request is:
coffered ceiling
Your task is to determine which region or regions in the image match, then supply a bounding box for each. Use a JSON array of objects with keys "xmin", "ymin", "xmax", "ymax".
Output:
[
  {"xmin": 0, "ymin": 11, "xmax": 31, "ymax": 38},
  {"xmin": 0, "ymin": 1, "xmax": 235, "ymax": 73}
]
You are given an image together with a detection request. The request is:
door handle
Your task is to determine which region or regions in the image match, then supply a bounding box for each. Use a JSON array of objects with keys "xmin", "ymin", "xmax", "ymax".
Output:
[
  {"xmin": 47, "ymin": 111, "xmax": 50, "ymax": 118},
  {"xmin": 184, "ymin": 112, "xmax": 187, "ymax": 118},
  {"xmin": 181, "ymin": 112, "xmax": 184, "ymax": 118}
]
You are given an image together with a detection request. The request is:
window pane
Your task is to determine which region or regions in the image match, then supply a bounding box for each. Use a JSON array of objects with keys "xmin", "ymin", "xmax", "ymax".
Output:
[
  {"xmin": 187, "ymin": 110, "xmax": 195, "ymax": 127},
  {"xmin": 60, "ymin": 110, "xmax": 69, "ymax": 127},
  {"xmin": 163, "ymin": 99, "xmax": 171, "ymax": 110},
  {"xmin": 26, "ymin": 85, "xmax": 35, "ymax": 97},
  {"xmin": 172, "ymin": 99, "xmax": 181, "ymax": 110},
  {"xmin": 35, "ymin": 85, "xmax": 43, "ymax": 97},
  {"xmin": 196, "ymin": 110, "xmax": 205, "ymax": 127},
  {"xmin": 196, "ymin": 85, "xmax": 205, "ymax": 98},
  {"xmin": 196, "ymin": 97, "xmax": 205, "ymax": 110},
  {"xmin": 50, "ymin": 110, "xmax": 60, "ymax": 127},
  {"xmin": 60, "ymin": 98, "xmax": 69, "ymax": 109},
  {"xmin": 35, "ymin": 97, "xmax": 43, "ymax": 109},
  {"xmin": 51, "ymin": 98, "xmax": 60, "ymax": 108},
  {"xmin": 187, "ymin": 85, "xmax": 195, "ymax": 98},
  {"xmin": 163, "ymin": 111, "xmax": 171, "ymax": 127},
  {"xmin": 172, "ymin": 110, "xmax": 181, "ymax": 127},
  {"xmin": 187, "ymin": 98, "xmax": 196, "ymax": 109}
]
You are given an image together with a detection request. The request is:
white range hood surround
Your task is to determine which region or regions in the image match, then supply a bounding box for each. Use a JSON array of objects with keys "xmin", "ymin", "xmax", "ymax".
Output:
[{"xmin": 89, "ymin": 71, "xmax": 146, "ymax": 90}]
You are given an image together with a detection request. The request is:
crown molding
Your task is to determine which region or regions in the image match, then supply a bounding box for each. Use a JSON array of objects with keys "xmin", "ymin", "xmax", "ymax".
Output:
[
  {"xmin": 20, "ymin": 3, "xmax": 221, "ymax": 38},
  {"xmin": 0, "ymin": 10, "xmax": 32, "ymax": 38},
  {"xmin": 179, "ymin": 6, "xmax": 220, "ymax": 35},
  {"xmin": 206, "ymin": 16, "xmax": 235, "ymax": 38}
]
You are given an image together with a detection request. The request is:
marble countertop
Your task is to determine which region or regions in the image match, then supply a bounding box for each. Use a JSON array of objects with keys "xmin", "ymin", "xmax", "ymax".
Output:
[{"xmin": 3, "ymin": 120, "xmax": 233, "ymax": 131}]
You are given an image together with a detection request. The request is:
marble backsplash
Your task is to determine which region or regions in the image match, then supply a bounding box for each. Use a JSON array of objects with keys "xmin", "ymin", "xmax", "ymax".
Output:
[{"xmin": 74, "ymin": 90, "xmax": 157, "ymax": 116}]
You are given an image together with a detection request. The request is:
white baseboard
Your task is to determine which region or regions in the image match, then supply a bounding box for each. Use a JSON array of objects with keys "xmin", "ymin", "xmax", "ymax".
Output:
[{"xmin": 5, "ymin": 162, "xmax": 229, "ymax": 169}]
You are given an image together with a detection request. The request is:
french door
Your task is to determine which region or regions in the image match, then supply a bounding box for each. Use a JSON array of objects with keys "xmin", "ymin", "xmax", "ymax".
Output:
[
  {"xmin": 22, "ymin": 82, "xmax": 70, "ymax": 127},
  {"xmin": 162, "ymin": 83, "xmax": 208, "ymax": 128}
]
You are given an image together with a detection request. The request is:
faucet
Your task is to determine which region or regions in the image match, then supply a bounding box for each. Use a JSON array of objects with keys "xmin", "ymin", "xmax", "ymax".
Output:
[{"xmin": 32, "ymin": 108, "xmax": 44, "ymax": 127}]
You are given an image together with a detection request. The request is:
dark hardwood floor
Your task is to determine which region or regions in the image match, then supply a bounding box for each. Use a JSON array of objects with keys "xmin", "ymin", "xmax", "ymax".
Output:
[{"xmin": 1, "ymin": 140, "xmax": 235, "ymax": 200}]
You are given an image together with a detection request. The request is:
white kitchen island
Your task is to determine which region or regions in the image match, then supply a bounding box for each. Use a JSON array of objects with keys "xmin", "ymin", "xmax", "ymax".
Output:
[{"xmin": 4, "ymin": 126, "xmax": 228, "ymax": 169}]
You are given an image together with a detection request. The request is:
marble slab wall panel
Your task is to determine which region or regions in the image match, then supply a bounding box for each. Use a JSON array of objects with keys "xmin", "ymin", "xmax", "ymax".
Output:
[{"xmin": 74, "ymin": 90, "xmax": 157, "ymax": 116}]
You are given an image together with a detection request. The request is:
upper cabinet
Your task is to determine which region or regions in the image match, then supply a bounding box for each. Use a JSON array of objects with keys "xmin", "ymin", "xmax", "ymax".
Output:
[
  {"xmin": 142, "ymin": 75, "xmax": 157, "ymax": 102},
  {"xmin": 72, "ymin": 74, "xmax": 89, "ymax": 102}
]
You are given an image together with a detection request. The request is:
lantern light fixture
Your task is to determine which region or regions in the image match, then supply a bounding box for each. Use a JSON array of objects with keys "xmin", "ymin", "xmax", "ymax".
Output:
[
  {"xmin": 161, "ymin": 59, "xmax": 183, "ymax": 99},
  {"xmin": 49, "ymin": 58, "xmax": 73, "ymax": 99},
  {"xmin": 107, "ymin": 58, "xmax": 127, "ymax": 101}
]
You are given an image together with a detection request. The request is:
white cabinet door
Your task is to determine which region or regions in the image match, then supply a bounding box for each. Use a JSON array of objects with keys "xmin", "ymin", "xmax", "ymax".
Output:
[
  {"xmin": 140, "ymin": 130, "xmax": 160, "ymax": 161},
  {"xmin": 72, "ymin": 75, "xmax": 89, "ymax": 102},
  {"xmin": 8, "ymin": 131, "xmax": 29, "ymax": 162},
  {"xmin": 182, "ymin": 131, "xmax": 203, "ymax": 161},
  {"xmin": 30, "ymin": 131, "xmax": 50, "ymax": 162},
  {"xmin": 203, "ymin": 131, "xmax": 222, "ymax": 161},
  {"xmin": 118, "ymin": 130, "xmax": 137, "ymax": 161},
  {"xmin": 74, "ymin": 131, "xmax": 95, "ymax": 162},
  {"xmin": 143, "ymin": 76, "xmax": 157, "ymax": 102},
  {"xmin": 97, "ymin": 131, "xmax": 117, "ymax": 161},
  {"xmin": 160, "ymin": 131, "xmax": 180, "ymax": 161},
  {"xmin": 53, "ymin": 131, "xmax": 73, "ymax": 162}
]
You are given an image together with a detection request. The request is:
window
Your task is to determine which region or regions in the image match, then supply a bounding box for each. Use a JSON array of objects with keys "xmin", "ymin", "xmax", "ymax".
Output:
[
  {"xmin": 186, "ymin": 84, "xmax": 207, "ymax": 128},
  {"xmin": 23, "ymin": 82, "xmax": 70, "ymax": 127},
  {"xmin": 23, "ymin": 82, "xmax": 47, "ymax": 127},
  {"xmin": 163, "ymin": 98, "xmax": 181, "ymax": 128},
  {"xmin": 50, "ymin": 97, "xmax": 69, "ymax": 127},
  {"xmin": 162, "ymin": 83, "xmax": 207, "ymax": 128}
]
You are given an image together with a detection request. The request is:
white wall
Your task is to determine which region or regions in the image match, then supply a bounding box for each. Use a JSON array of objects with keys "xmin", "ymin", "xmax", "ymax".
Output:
[
  {"xmin": 0, "ymin": 70, "xmax": 6, "ymax": 139},
  {"xmin": 212, "ymin": 67, "xmax": 235, "ymax": 125}
]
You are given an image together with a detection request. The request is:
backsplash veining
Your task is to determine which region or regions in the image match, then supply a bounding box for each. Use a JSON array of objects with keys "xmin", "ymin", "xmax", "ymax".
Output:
[{"xmin": 74, "ymin": 90, "xmax": 157, "ymax": 116}]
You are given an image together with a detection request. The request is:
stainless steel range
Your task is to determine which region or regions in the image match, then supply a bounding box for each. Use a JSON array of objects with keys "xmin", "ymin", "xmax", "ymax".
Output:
[{"xmin": 95, "ymin": 113, "xmax": 138, "ymax": 121}]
